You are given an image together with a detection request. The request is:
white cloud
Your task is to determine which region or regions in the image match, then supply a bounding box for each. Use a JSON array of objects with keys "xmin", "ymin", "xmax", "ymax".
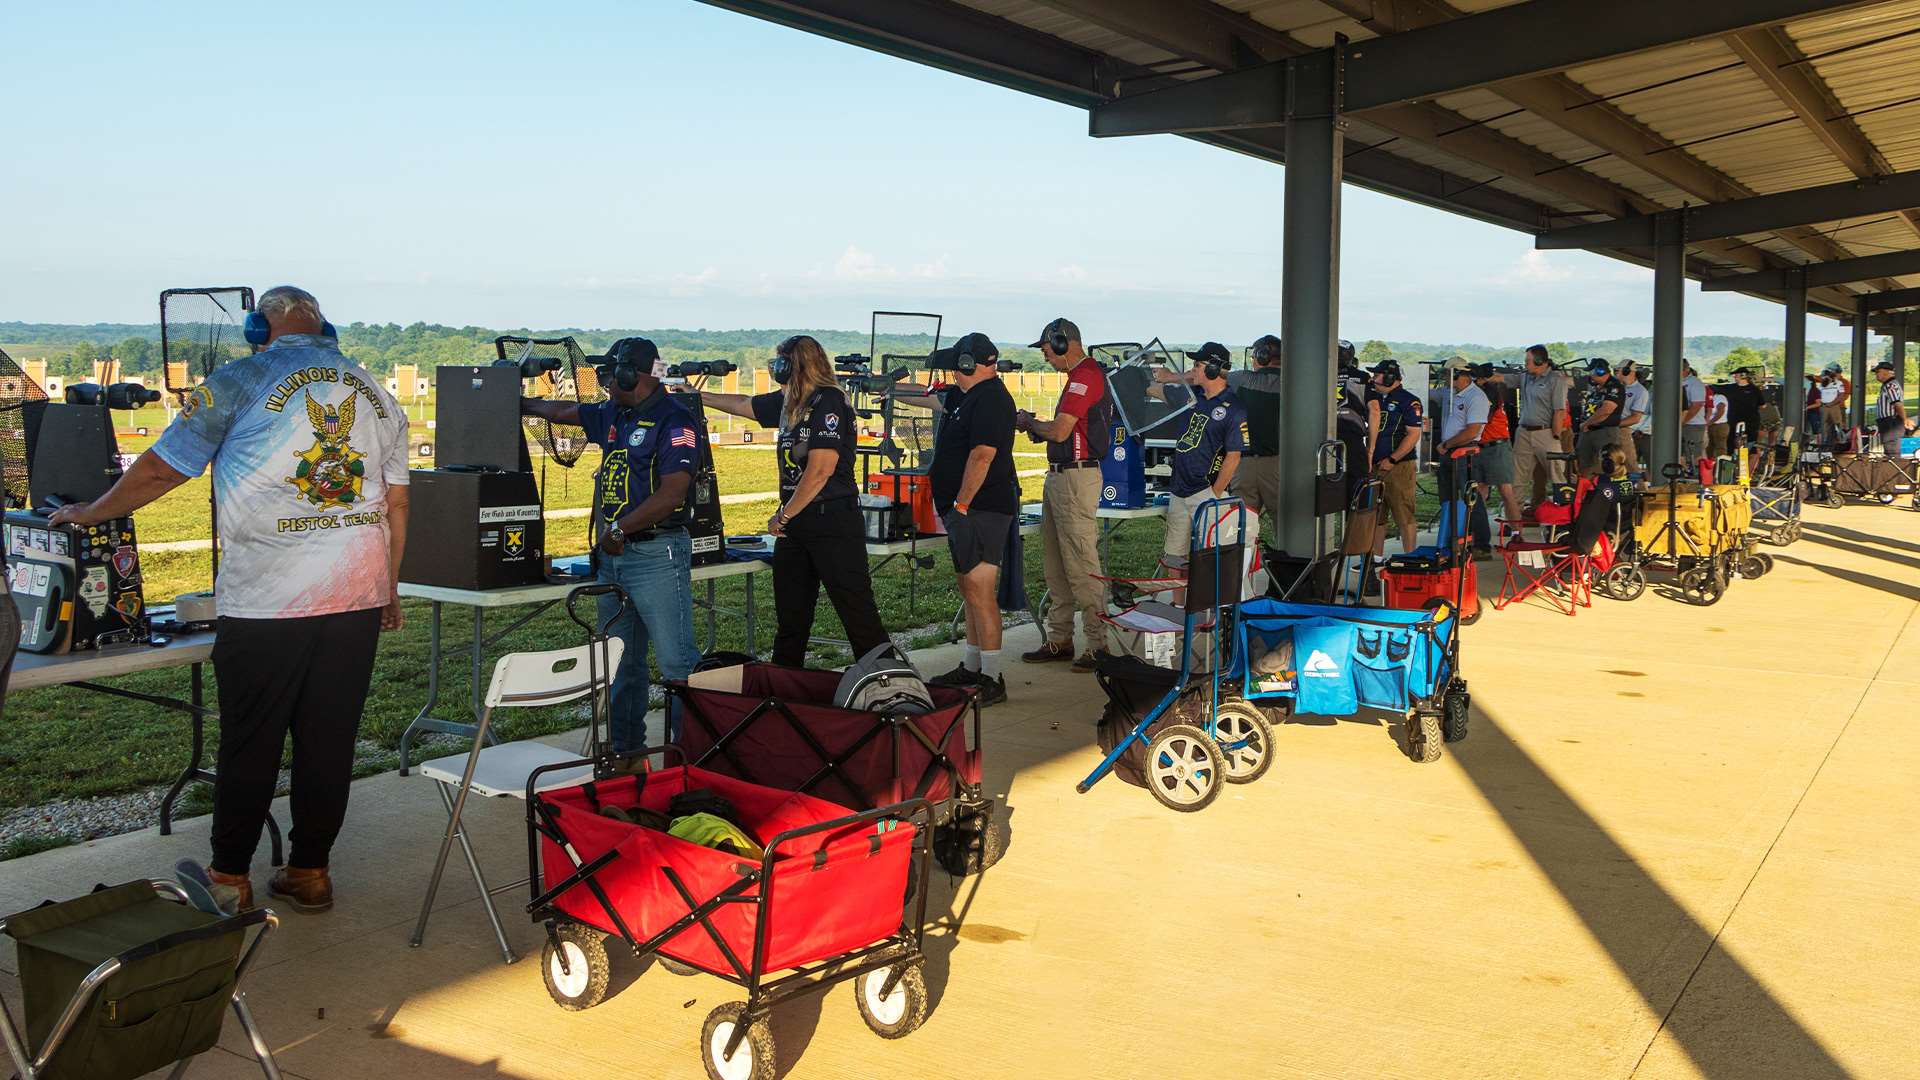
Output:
[
  {"xmin": 910, "ymin": 254, "xmax": 950, "ymax": 279},
  {"xmin": 833, "ymin": 245, "xmax": 896, "ymax": 282},
  {"xmin": 1494, "ymin": 249, "xmax": 1576, "ymax": 288}
]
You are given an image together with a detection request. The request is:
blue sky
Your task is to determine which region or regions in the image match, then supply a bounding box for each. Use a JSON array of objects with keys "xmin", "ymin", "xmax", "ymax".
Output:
[{"xmin": 1, "ymin": 0, "xmax": 1852, "ymax": 344}]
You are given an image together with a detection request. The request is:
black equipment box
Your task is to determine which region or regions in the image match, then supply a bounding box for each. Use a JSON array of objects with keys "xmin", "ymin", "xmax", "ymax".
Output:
[
  {"xmin": 676, "ymin": 390, "xmax": 725, "ymax": 567},
  {"xmin": 22, "ymin": 401, "xmax": 123, "ymax": 509},
  {"xmin": 397, "ymin": 469, "xmax": 546, "ymax": 590},
  {"xmin": 434, "ymin": 366, "xmax": 535, "ymax": 473},
  {"xmin": 5, "ymin": 512, "xmax": 146, "ymax": 654}
]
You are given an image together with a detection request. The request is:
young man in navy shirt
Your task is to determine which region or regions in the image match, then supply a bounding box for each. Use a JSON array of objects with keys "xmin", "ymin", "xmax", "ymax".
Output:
[
  {"xmin": 522, "ymin": 337, "xmax": 701, "ymax": 754},
  {"xmin": 1160, "ymin": 342, "xmax": 1248, "ymax": 587}
]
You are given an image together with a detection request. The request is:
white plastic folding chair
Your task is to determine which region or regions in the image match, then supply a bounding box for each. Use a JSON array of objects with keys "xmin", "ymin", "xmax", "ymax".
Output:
[{"xmin": 409, "ymin": 637, "xmax": 623, "ymax": 964}]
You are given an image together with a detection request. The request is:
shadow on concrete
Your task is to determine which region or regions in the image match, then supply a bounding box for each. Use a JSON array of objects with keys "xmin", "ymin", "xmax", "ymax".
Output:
[
  {"xmin": 1777, "ymin": 554, "xmax": 1920, "ymax": 603},
  {"xmin": 1456, "ymin": 704, "xmax": 1852, "ymax": 1079},
  {"xmin": 1798, "ymin": 521, "xmax": 1920, "ymax": 556},
  {"xmin": 1798, "ymin": 531, "xmax": 1920, "ymax": 573}
]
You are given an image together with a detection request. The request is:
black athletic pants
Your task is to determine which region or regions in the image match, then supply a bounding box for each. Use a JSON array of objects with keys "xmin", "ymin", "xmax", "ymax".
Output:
[
  {"xmin": 209, "ymin": 606, "xmax": 382, "ymax": 874},
  {"xmin": 771, "ymin": 507, "xmax": 890, "ymax": 666}
]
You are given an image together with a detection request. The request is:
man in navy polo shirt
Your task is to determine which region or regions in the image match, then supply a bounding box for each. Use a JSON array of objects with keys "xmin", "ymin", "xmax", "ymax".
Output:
[
  {"xmin": 522, "ymin": 337, "xmax": 701, "ymax": 754},
  {"xmin": 1161, "ymin": 342, "xmax": 1248, "ymax": 583}
]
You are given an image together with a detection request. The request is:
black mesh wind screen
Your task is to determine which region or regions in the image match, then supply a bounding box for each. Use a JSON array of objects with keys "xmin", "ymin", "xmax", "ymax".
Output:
[
  {"xmin": 495, "ymin": 336, "xmax": 593, "ymax": 467},
  {"xmin": 160, "ymin": 287, "xmax": 254, "ymax": 393},
  {"xmin": 0, "ymin": 346, "xmax": 49, "ymax": 512}
]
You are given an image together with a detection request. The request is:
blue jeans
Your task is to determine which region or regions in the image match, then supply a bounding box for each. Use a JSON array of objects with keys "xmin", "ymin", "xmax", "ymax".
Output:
[{"xmin": 595, "ymin": 530, "xmax": 699, "ymax": 754}]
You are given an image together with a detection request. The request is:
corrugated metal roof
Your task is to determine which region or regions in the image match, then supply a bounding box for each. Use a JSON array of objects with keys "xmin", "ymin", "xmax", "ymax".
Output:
[{"xmin": 763, "ymin": 0, "xmax": 1920, "ymax": 307}]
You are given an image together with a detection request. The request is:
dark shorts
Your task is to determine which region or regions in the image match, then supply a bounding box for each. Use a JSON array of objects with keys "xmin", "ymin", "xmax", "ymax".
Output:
[{"xmin": 945, "ymin": 509, "xmax": 1013, "ymax": 574}]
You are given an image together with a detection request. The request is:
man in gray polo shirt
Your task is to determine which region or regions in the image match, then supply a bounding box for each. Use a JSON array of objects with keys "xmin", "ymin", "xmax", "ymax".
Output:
[{"xmin": 1513, "ymin": 344, "xmax": 1569, "ymax": 506}]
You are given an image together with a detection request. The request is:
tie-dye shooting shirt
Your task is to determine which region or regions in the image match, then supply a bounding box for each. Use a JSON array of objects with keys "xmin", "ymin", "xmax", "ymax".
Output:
[{"xmin": 151, "ymin": 334, "xmax": 410, "ymax": 618}]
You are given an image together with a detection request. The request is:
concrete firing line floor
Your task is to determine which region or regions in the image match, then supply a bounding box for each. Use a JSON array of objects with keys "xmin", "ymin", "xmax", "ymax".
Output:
[{"xmin": 1, "ymin": 503, "xmax": 1915, "ymax": 1079}]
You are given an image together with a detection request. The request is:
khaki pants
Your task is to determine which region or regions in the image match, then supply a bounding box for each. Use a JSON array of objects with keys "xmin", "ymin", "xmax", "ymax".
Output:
[
  {"xmin": 1513, "ymin": 427, "xmax": 1563, "ymax": 504},
  {"xmin": 1041, "ymin": 467, "xmax": 1107, "ymax": 652},
  {"xmin": 1707, "ymin": 422, "xmax": 1731, "ymax": 459},
  {"xmin": 1613, "ymin": 427, "xmax": 1638, "ymax": 472},
  {"xmin": 1228, "ymin": 454, "xmax": 1280, "ymax": 543}
]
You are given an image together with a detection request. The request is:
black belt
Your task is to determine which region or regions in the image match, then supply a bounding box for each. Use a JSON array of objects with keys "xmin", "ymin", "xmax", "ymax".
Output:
[
  {"xmin": 1520, "ymin": 423, "xmax": 1549, "ymax": 431},
  {"xmin": 797, "ymin": 495, "xmax": 859, "ymax": 516},
  {"xmin": 1047, "ymin": 460, "xmax": 1101, "ymax": 473},
  {"xmin": 1243, "ymin": 453, "xmax": 1278, "ymax": 459},
  {"xmin": 624, "ymin": 524, "xmax": 687, "ymax": 543}
]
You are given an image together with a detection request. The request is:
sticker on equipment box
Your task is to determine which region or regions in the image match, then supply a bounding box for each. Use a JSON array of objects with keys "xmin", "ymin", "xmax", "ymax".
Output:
[
  {"xmin": 477, "ymin": 504, "xmax": 542, "ymax": 523},
  {"xmin": 80, "ymin": 566, "xmax": 109, "ymax": 618},
  {"xmin": 692, "ymin": 534, "xmax": 720, "ymax": 554}
]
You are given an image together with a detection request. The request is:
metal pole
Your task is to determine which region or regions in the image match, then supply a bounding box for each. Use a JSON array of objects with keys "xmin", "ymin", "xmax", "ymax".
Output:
[
  {"xmin": 1783, "ymin": 274, "xmax": 1807, "ymax": 444},
  {"xmin": 1893, "ymin": 326, "xmax": 1908, "ymax": 372},
  {"xmin": 1278, "ymin": 45, "xmax": 1345, "ymax": 556},
  {"xmin": 1650, "ymin": 211, "xmax": 1686, "ymax": 473},
  {"xmin": 1852, "ymin": 296, "xmax": 1870, "ymax": 432}
]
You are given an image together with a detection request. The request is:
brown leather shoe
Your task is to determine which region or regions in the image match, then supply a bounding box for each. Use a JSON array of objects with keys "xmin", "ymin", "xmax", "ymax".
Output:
[
  {"xmin": 268, "ymin": 865, "xmax": 334, "ymax": 914},
  {"xmin": 1021, "ymin": 640, "xmax": 1075, "ymax": 664},
  {"xmin": 207, "ymin": 869, "xmax": 253, "ymax": 913}
]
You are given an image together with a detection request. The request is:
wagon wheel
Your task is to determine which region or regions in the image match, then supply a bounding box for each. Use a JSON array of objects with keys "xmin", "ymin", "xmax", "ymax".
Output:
[
  {"xmin": 1143, "ymin": 724, "xmax": 1226, "ymax": 812},
  {"xmin": 658, "ymin": 956, "xmax": 701, "ymax": 977},
  {"xmin": 1407, "ymin": 710, "xmax": 1444, "ymax": 764},
  {"xmin": 702, "ymin": 1003, "xmax": 775, "ymax": 1080},
  {"xmin": 1213, "ymin": 701, "xmax": 1276, "ymax": 785},
  {"xmin": 932, "ymin": 800, "xmax": 1003, "ymax": 877},
  {"xmin": 1878, "ymin": 492, "xmax": 1898, "ymax": 505},
  {"xmin": 1601, "ymin": 565, "xmax": 1647, "ymax": 602},
  {"xmin": 542, "ymin": 925, "xmax": 610, "ymax": 1011},
  {"xmin": 855, "ymin": 963, "xmax": 930, "ymax": 1039},
  {"xmin": 1737, "ymin": 553, "xmax": 1767, "ymax": 580},
  {"xmin": 1824, "ymin": 489, "xmax": 1845, "ymax": 509},
  {"xmin": 1442, "ymin": 688, "xmax": 1471, "ymax": 743},
  {"xmin": 1752, "ymin": 552, "xmax": 1775, "ymax": 576},
  {"xmin": 1679, "ymin": 566, "xmax": 1724, "ymax": 606}
]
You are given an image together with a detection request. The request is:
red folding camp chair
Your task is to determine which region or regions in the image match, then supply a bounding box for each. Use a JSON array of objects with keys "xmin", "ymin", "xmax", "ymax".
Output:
[{"xmin": 1493, "ymin": 476, "xmax": 1616, "ymax": 616}]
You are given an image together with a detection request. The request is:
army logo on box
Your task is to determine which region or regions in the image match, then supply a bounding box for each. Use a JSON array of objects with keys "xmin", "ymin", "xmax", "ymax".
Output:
[{"xmin": 288, "ymin": 391, "xmax": 367, "ymax": 510}]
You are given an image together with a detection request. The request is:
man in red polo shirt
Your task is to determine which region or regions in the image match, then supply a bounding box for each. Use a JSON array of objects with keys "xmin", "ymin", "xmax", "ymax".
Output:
[{"xmin": 1016, "ymin": 317, "xmax": 1114, "ymax": 671}]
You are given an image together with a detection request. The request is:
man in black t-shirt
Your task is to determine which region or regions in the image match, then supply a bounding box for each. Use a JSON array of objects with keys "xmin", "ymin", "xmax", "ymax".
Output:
[
  {"xmin": 1574, "ymin": 358, "xmax": 1625, "ymax": 477},
  {"xmin": 924, "ymin": 332, "xmax": 1017, "ymax": 704}
]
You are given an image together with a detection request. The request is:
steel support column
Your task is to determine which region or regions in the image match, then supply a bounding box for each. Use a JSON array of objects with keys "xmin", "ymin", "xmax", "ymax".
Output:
[
  {"xmin": 1277, "ymin": 47, "xmax": 1343, "ymax": 556},
  {"xmin": 1893, "ymin": 328, "xmax": 1908, "ymax": 373},
  {"xmin": 1651, "ymin": 213, "xmax": 1686, "ymax": 472},
  {"xmin": 1784, "ymin": 275, "xmax": 1808, "ymax": 442},
  {"xmin": 1852, "ymin": 297, "xmax": 1870, "ymax": 431}
]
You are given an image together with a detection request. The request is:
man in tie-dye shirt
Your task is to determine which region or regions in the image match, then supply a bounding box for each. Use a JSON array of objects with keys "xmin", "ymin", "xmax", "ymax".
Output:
[{"xmin": 53, "ymin": 285, "xmax": 409, "ymax": 915}]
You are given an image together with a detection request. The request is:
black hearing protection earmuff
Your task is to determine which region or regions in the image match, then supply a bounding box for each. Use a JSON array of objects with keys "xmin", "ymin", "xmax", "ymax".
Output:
[
  {"xmin": 1044, "ymin": 319, "xmax": 1070, "ymax": 358},
  {"xmin": 770, "ymin": 336, "xmax": 800, "ymax": 385},
  {"xmin": 952, "ymin": 343, "xmax": 978, "ymax": 375},
  {"xmin": 1200, "ymin": 355, "xmax": 1224, "ymax": 380}
]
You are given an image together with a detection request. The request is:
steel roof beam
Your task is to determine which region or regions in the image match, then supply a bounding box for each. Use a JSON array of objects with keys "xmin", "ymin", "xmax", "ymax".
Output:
[
  {"xmin": 1538, "ymin": 169, "xmax": 1920, "ymax": 249},
  {"xmin": 1340, "ymin": 0, "xmax": 1883, "ymax": 111},
  {"xmin": 1725, "ymin": 26, "xmax": 1920, "ymax": 245},
  {"xmin": 1704, "ymin": 248, "xmax": 1920, "ymax": 291},
  {"xmin": 1860, "ymin": 286, "xmax": 1920, "ymax": 312},
  {"xmin": 1322, "ymin": 0, "xmax": 1895, "ymax": 288}
]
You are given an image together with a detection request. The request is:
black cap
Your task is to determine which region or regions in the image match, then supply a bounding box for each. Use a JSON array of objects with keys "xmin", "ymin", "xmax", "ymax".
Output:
[
  {"xmin": 1371, "ymin": 359, "xmax": 1402, "ymax": 383},
  {"xmin": 933, "ymin": 331, "xmax": 999, "ymax": 368},
  {"xmin": 1875, "ymin": 359, "xmax": 1896, "ymax": 372},
  {"xmin": 1586, "ymin": 358, "xmax": 1611, "ymax": 376},
  {"xmin": 1733, "ymin": 366, "xmax": 1753, "ymax": 376},
  {"xmin": 1469, "ymin": 361, "xmax": 1496, "ymax": 379},
  {"xmin": 1029, "ymin": 317, "xmax": 1082, "ymax": 350},
  {"xmin": 606, "ymin": 337, "xmax": 660, "ymax": 367},
  {"xmin": 1337, "ymin": 339, "xmax": 1357, "ymax": 365},
  {"xmin": 1185, "ymin": 342, "xmax": 1231, "ymax": 367}
]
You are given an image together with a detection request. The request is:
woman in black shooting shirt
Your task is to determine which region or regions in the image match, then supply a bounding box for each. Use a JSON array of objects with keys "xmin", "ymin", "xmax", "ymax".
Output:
[{"xmin": 702, "ymin": 335, "xmax": 890, "ymax": 666}]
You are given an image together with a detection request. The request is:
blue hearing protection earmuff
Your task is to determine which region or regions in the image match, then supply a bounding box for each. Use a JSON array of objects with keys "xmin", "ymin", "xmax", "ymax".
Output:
[{"xmin": 242, "ymin": 311, "xmax": 337, "ymax": 345}]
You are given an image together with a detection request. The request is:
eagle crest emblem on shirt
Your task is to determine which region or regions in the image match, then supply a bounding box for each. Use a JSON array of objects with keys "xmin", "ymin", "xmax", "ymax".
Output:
[{"xmin": 287, "ymin": 390, "xmax": 366, "ymax": 510}]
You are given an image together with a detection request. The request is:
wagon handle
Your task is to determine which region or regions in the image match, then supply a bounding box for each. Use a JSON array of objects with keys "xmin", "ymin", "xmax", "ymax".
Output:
[{"xmin": 565, "ymin": 582, "xmax": 632, "ymax": 639}]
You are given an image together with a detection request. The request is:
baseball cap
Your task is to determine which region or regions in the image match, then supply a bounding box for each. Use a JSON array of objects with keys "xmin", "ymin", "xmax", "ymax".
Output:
[
  {"xmin": 932, "ymin": 331, "xmax": 999, "ymax": 368},
  {"xmin": 1250, "ymin": 334, "xmax": 1282, "ymax": 361},
  {"xmin": 1440, "ymin": 355, "xmax": 1472, "ymax": 376},
  {"xmin": 1185, "ymin": 341, "xmax": 1231, "ymax": 367},
  {"xmin": 1469, "ymin": 361, "xmax": 1496, "ymax": 379},
  {"xmin": 606, "ymin": 337, "xmax": 660, "ymax": 367},
  {"xmin": 1586, "ymin": 358, "xmax": 1611, "ymax": 376},
  {"xmin": 1824, "ymin": 361, "xmax": 1844, "ymax": 374},
  {"xmin": 1616, "ymin": 360, "xmax": 1637, "ymax": 376},
  {"xmin": 1029, "ymin": 317, "xmax": 1082, "ymax": 350},
  {"xmin": 1370, "ymin": 359, "xmax": 1403, "ymax": 382},
  {"xmin": 1874, "ymin": 359, "xmax": 1896, "ymax": 372}
]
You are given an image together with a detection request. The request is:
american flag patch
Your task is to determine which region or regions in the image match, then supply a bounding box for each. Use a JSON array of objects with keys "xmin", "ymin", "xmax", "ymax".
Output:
[{"xmin": 669, "ymin": 428, "xmax": 697, "ymax": 449}]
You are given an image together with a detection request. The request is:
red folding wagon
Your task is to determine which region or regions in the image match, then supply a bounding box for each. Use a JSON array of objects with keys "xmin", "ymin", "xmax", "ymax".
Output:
[
  {"xmin": 526, "ymin": 756, "xmax": 935, "ymax": 1080},
  {"xmin": 668, "ymin": 659, "xmax": 1001, "ymax": 876}
]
